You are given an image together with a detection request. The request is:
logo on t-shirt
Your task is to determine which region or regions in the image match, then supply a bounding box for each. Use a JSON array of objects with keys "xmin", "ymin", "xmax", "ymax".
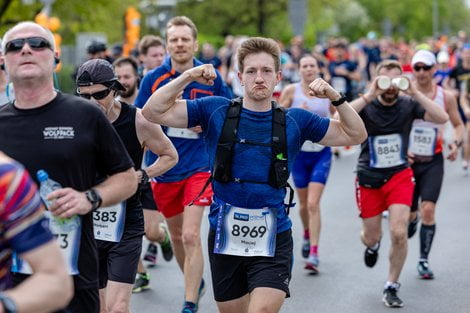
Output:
[{"xmin": 43, "ymin": 127, "xmax": 75, "ymax": 140}]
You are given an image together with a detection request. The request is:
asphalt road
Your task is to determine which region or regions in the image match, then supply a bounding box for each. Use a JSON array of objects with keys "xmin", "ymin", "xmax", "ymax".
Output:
[{"xmin": 131, "ymin": 148, "xmax": 470, "ymax": 313}]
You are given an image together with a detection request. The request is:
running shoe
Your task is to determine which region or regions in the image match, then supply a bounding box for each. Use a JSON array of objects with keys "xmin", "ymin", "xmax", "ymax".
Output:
[
  {"xmin": 301, "ymin": 238, "xmax": 310, "ymax": 259},
  {"xmin": 304, "ymin": 254, "xmax": 319, "ymax": 274},
  {"xmin": 463, "ymin": 161, "xmax": 469, "ymax": 176},
  {"xmin": 144, "ymin": 242, "xmax": 158, "ymax": 267},
  {"xmin": 182, "ymin": 302, "xmax": 197, "ymax": 313},
  {"xmin": 364, "ymin": 241, "xmax": 380, "ymax": 268},
  {"xmin": 382, "ymin": 285, "xmax": 404, "ymax": 308},
  {"xmin": 132, "ymin": 273, "xmax": 150, "ymax": 293},
  {"xmin": 417, "ymin": 260, "xmax": 434, "ymax": 279},
  {"xmin": 160, "ymin": 224, "xmax": 174, "ymax": 262},
  {"xmin": 182, "ymin": 279, "xmax": 205, "ymax": 313},
  {"xmin": 407, "ymin": 216, "xmax": 419, "ymax": 238}
]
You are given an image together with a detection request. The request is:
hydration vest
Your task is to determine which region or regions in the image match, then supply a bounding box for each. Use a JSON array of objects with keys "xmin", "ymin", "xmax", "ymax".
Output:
[
  {"xmin": 192, "ymin": 97, "xmax": 294, "ymax": 211},
  {"xmin": 213, "ymin": 97, "xmax": 289, "ymax": 188}
]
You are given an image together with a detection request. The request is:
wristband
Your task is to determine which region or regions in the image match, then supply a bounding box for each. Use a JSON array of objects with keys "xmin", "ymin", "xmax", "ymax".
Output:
[
  {"xmin": 331, "ymin": 92, "xmax": 347, "ymax": 107},
  {"xmin": 361, "ymin": 94, "xmax": 370, "ymax": 104}
]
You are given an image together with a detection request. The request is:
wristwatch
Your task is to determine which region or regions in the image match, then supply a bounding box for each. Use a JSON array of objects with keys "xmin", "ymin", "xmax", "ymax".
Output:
[
  {"xmin": 0, "ymin": 293, "xmax": 17, "ymax": 313},
  {"xmin": 139, "ymin": 169, "xmax": 149, "ymax": 185},
  {"xmin": 454, "ymin": 140, "xmax": 463, "ymax": 148},
  {"xmin": 331, "ymin": 92, "xmax": 347, "ymax": 107},
  {"xmin": 85, "ymin": 188, "xmax": 102, "ymax": 211}
]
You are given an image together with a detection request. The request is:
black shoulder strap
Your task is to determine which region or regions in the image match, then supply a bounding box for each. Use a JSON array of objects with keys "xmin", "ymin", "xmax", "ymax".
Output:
[
  {"xmin": 268, "ymin": 101, "xmax": 289, "ymax": 189},
  {"xmin": 212, "ymin": 97, "xmax": 242, "ymax": 183}
]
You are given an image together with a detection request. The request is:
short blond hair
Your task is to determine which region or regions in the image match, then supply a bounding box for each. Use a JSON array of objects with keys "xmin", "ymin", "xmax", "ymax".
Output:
[
  {"xmin": 166, "ymin": 16, "xmax": 198, "ymax": 39},
  {"xmin": 138, "ymin": 35, "xmax": 164, "ymax": 56},
  {"xmin": 376, "ymin": 59, "xmax": 403, "ymax": 75},
  {"xmin": 237, "ymin": 37, "xmax": 280, "ymax": 72}
]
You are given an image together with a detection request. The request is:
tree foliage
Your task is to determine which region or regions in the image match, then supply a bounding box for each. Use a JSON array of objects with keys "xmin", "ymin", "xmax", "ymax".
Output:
[
  {"xmin": 0, "ymin": 0, "xmax": 139, "ymax": 44},
  {"xmin": 1, "ymin": 0, "xmax": 470, "ymax": 47}
]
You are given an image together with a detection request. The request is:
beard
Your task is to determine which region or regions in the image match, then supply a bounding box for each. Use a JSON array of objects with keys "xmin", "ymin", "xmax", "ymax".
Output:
[
  {"xmin": 118, "ymin": 84, "xmax": 137, "ymax": 98},
  {"xmin": 381, "ymin": 90, "xmax": 399, "ymax": 104}
]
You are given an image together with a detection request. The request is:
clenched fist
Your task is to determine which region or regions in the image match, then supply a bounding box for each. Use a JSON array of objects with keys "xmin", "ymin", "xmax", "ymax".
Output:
[{"xmin": 308, "ymin": 78, "xmax": 341, "ymax": 101}]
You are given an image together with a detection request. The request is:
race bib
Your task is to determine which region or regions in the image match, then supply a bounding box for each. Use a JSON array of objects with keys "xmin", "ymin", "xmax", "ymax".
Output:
[
  {"xmin": 301, "ymin": 140, "xmax": 325, "ymax": 152},
  {"xmin": 93, "ymin": 202, "xmax": 126, "ymax": 242},
  {"xmin": 12, "ymin": 213, "xmax": 81, "ymax": 275},
  {"xmin": 409, "ymin": 126, "xmax": 437, "ymax": 157},
  {"xmin": 369, "ymin": 134, "xmax": 405, "ymax": 168},
  {"xmin": 166, "ymin": 127, "xmax": 199, "ymax": 139},
  {"xmin": 214, "ymin": 205, "xmax": 277, "ymax": 257},
  {"xmin": 331, "ymin": 77, "xmax": 347, "ymax": 93}
]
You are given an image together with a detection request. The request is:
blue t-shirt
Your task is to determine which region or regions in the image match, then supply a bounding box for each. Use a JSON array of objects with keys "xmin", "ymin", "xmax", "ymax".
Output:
[
  {"xmin": 186, "ymin": 96, "xmax": 330, "ymax": 232},
  {"xmin": 135, "ymin": 57, "xmax": 233, "ymax": 182}
]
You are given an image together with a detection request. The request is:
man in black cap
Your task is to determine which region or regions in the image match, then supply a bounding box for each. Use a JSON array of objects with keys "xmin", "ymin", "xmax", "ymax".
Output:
[
  {"xmin": 76, "ymin": 58, "xmax": 178, "ymax": 313},
  {"xmin": 86, "ymin": 40, "xmax": 108, "ymax": 60},
  {"xmin": 0, "ymin": 21, "xmax": 138, "ymax": 313}
]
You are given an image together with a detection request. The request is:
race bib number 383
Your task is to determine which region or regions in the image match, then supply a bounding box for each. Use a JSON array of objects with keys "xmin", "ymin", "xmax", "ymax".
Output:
[
  {"xmin": 369, "ymin": 134, "xmax": 406, "ymax": 168},
  {"xmin": 214, "ymin": 206, "xmax": 277, "ymax": 257},
  {"xmin": 93, "ymin": 202, "xmax": 126, "ymax": 242}
]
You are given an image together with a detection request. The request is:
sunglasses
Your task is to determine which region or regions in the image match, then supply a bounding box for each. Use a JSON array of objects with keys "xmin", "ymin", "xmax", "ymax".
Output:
[
  {"xmin": 4, "ymin": 37, "xmax": 53, "ymax": 54},
  {"xmin": 78, "ymin": 88, "xmax": 112, "ymax": 100},
  {"xmin": 413, "ymin": 64, "xmax": 433, "ymax": 72}
]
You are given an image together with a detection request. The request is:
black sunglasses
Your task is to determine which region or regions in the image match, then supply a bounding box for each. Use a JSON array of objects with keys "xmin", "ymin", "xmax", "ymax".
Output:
[
  {"xmin": 413, "ymin": 64, "xmax": 433, "ymax": 72},
  {"xmin": 78, "ymin": 88, "xmax": 113, "ymax": 100},
  {"xmin": 4, "ymin": 37, "xmax": 53, "ymax": 54}
]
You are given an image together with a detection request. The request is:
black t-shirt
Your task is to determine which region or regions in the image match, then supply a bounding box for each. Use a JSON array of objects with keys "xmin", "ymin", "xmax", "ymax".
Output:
[
  {"xmin": 0, "ymin": 93, "xmax": 134, "ymax": 290},
  {"xmin": 110, "ymin": 102, "xmax": 144, "ymax": 237},
  {"xmin": 358, "ymin": 96, "xmax": 425, "ymax": 173}
]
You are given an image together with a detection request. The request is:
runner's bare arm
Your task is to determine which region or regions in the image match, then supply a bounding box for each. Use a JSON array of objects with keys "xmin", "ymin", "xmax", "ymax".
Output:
[
  {"xmin": 279, "ymin": 84, "xmax": 295, "ymax": 108},
  {"xmin": 142, "ymin": 64, "xmax": 216, "ymax": 128},
  {"xmin": 5, "ymin": 241, "xmax": 73, "ymax": 313},
  {"xmin": 136, "ymin": 110, "xmax": 178, "ymax": 178},
  {"xmin": 444, "ymin": 90, "xmax": 465, "ymax": 161},
  {"xmin": 405, "ymin": 82, "xmax": 448, "ymax": 124},
  {"xmin": 48, "ymin": 167, "xmax": 137, "ymax": 218}
]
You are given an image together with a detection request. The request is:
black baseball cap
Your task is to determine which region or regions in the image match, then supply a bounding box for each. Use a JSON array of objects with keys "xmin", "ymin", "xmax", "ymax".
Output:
[
  {"xmin": 87, "ymin": 40, "xmax": 107, "ymax": 54},
  {"xmin": 76, "ymin": 59, "xmax": 125, "ymax": 90}
]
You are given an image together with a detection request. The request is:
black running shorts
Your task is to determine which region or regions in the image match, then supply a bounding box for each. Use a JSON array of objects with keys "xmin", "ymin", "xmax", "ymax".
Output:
[
  {"xmin": 208, "ymin": 229, "xmax": 293, "ymax": 302},
  {"xmin": 411, "ymin": 153, "xmax": 444, "ymax": 212},
  {"xmin": 97, "ymin": 234, "xmax": 142, "ymax": 288},
  {"xmin": 140, "ymin": 182, "xmax": 158, "ymax": 210},
  {"xmin": 53, "ymin": 288, "xmax": 99, "ymax": 313}
]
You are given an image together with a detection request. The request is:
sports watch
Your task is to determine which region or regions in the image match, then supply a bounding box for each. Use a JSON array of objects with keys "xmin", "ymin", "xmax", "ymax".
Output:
[
  {"xmin": 85, "ymin": 188, "xmax": 102, "ymax": 211},
  {"xmin": 331, "ymin": 92, "xmax": 347, "ymax": 107},
  {"xmin": 0, "ymin": 293, "xmax": 17, "ymax": 313}
]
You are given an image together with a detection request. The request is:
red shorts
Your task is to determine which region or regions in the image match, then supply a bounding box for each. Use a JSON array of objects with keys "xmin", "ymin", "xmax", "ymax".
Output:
[
  {"xmin": 151, "ymin": 172, "xmax": 213, "ymax": 218},
  {"xmin": 355, "ymin": 167, "xmax": 415, "ymax": 218}
]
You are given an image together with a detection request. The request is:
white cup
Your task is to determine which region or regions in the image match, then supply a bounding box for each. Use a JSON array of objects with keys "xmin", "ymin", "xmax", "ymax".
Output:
[
  {"xmin": 377, "ymin": 76, "xmax": 391, "ymax": 90},
  {"xmin": 392, "ymin": 77, "xmax": 409, "ymax": 91}
]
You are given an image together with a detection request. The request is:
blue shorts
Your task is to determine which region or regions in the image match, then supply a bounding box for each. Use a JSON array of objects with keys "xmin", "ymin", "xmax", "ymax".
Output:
[{"xmin": 292, "ymin": 147, "xmax": 332, "ymax": 188}]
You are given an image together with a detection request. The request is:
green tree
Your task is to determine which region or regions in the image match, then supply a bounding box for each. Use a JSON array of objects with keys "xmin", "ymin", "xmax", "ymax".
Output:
[
  {"xmin": 175, "ymin": 0, "xmax": 291, "ymax": 43},
  {"xmin": 0, "ymin": 0, "xmax": 140, "ymax": 45}
]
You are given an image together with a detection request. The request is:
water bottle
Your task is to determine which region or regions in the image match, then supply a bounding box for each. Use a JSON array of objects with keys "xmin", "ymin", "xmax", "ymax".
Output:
[{"xmin": 37, "ymin": 169, "xmax": 62, "ymax": 209}]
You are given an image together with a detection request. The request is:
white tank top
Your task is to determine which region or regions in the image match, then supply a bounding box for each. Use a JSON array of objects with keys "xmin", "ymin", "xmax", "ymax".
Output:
[
  {"xmin": 291, "ymin": 83, "xmax": 331, "ymax": 118},
  {"xmin": 291, "ymin": 83, "xmax": 331, "ymax": 152},
  {"xmin": 409, "ymin": 85, "xmax": 446, "ymax": 156}
]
